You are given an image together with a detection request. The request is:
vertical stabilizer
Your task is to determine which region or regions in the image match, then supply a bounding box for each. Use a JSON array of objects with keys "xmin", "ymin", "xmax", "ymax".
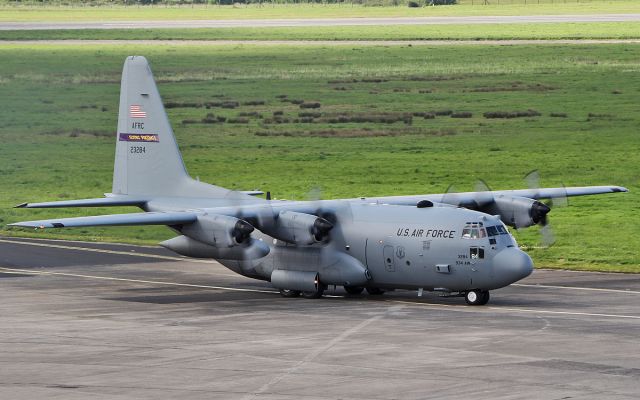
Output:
[{"xmin": 112, "ymin": 56, "xmax": 232, "ymax": 199}]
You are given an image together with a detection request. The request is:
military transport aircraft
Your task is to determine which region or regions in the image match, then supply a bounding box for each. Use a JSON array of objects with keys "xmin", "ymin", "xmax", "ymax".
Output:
[{"xmin": 9, "ymin": 56, "xmax": 628, "ymax": 305}]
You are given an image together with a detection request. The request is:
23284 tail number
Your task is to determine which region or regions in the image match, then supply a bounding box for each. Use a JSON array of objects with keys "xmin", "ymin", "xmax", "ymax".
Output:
[{"xmin": 130, "ymin": 146, "xmax": 146, "ymax": 154}]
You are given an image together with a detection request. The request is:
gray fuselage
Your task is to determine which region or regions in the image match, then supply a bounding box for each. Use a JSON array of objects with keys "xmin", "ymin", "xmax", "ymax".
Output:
[{"xmin": 217, "ymin": 201, "xmax": 533, "ymax": 293}]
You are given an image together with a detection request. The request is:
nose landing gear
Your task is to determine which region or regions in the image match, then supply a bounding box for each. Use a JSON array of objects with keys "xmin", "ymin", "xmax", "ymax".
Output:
[{"xmin": 465, "ymin": 290, "xmax": 490, "ymax": 306}]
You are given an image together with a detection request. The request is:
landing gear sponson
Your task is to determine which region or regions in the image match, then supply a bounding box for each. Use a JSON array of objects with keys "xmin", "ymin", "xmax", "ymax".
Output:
[{"xmin": 280, "ymin": 285, "xmax": 492, "ymax": 306}]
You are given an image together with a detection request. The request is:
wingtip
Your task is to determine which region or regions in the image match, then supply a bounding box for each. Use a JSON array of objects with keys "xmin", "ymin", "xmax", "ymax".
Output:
[
  {"xmin": 612, "ymin": 186, "xmax": 629, "ymax": 193},
  {"xmin": 14, "ymin": 202, "xmax": 28, "ymax": 208},
  {"xmin": 8, "ymin": 222, "xmax": 51, "ymax": 229}
]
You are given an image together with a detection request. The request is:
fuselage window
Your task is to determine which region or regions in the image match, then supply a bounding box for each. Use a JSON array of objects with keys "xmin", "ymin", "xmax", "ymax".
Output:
[{"xmin": 470, "ymin": 247, "xmax": 485, "ymax": 259}]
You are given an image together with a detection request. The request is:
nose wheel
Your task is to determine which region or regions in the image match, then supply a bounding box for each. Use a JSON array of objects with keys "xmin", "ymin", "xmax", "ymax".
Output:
[{"xmin": 465, "ymin": 290, "xmax": 490, "ymax": 306}]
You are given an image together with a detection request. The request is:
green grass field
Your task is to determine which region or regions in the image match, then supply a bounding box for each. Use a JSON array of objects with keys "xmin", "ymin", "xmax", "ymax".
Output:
[
  {"xmin": 2, "ymin": 22, "xmax": 640, "ymax": 41},
  {"xmin": 0, "ymin": 43, "xmax": 638, "ymax": 272},
  {"xmin": 1, "ymin": 2, "xmax": 639, "ymax": 22}
]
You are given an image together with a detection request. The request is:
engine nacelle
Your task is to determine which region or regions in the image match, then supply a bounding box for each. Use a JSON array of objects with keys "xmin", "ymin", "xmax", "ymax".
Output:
[
  {"xmin": 181, "ymin": 214, "xmax": 254, "ymax": 248},
  {"xmin": 160, "ymin": 235, "xmax": 270, "ymax": 260},
  {"xmin": 482, "ymin": 195, "xmax": 550, "ymax": 228},
  {"xmin": 269, "ymin": 210, "xmax": 333, "ymax": 245}
]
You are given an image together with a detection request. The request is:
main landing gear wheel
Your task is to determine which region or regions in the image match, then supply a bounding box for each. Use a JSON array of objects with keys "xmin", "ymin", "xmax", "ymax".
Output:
[
  {"xmin": 279, "ymin": 289, "xmax": 301, "ymax": 298},
  {"xmin": 344, "ymin": 285, "xmax": 364, "ymax": 295},
  {"xmin": 465, "ymin": 290, "xmax": 490, "ymax": 306},
  {"xmin": 302, "ymin": 284, "xmax": 326, "ymax": 299},
  {"xmin": 366, "ymin": 287, "xmax": 386, "ymax": 296}
]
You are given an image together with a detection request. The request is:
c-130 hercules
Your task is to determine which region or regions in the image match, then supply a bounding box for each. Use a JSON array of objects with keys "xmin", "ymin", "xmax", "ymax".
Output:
[{"xmin": 10, "ymin": 56, "xmax": 628, "ymax": 305}]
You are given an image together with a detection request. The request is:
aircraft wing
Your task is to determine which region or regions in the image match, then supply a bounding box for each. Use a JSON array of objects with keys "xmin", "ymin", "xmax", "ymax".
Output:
[
  {"xmin": 367, "ymin": 185, "xmax": 628, "ymax": 207},
  {"xmin": 476, "ymin": 186, "xmax": 627, "ymax": 200},
  {"xmin": 8, "ymin": 211, "xmax": 198, "ymax": 229},
  {"xmin": 14, "ymin": 196, "xmax": 148, "ymax": 209}
]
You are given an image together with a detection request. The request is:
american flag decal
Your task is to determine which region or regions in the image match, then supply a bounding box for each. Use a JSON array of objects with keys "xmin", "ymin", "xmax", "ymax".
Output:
[{"xmin": 129, "ymin": 104, "xmax": 147, "ymax": 118}]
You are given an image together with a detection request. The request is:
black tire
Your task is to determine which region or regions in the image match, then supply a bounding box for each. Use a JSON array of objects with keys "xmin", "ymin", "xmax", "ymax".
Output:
[
  {"xmin": 366, "ymin": 287, "xmax": 386, "ymax": 296},
  {"xmin": 302, "ymin": 284, "xmax": 326, "ymax": 299},
  {"xmin": 479, "ymin": 290, "xmax": 490, "ymax": 305},
  {"xmin": 465, "ymin": 290, "xmax": 489, "ymax": 306},
  {"xmin": 344, "ymin": 285, "xmax": 364, "ymax": 295},
  {"xmin": 279, "ymin": 289, "xmax": 301, "ymax": 298}
]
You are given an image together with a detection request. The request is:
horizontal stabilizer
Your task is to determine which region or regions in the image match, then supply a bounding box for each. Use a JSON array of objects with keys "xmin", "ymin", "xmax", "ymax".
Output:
[
  {"xmin": 9, "ymin": 211, "xmax": 198, "ymax": 229},
  {"xmin": 15, "ymin": 196, "xmax": 148, "ymax": 209}
]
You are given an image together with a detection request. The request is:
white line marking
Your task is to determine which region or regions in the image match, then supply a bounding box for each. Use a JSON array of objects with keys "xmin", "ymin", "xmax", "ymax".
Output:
[
  {"xmin": 1, "ymin": 236, "xmax": 160, "ymax": 249},
  {"xmin": 0, "ymin": 238, "xmax": 217, "ymax": 264},
  {"xmin": 388, "ymin": 300, "xmax": 640, "ymax": 320},
  {"xmin": 0, "ymin": 267, "xmax": 279, "ymax": 295},
  {"xmin": 3, "ymin": 238, "xmax": 639, "ymax": 319},
  {"xmin": 513, "ymin": 283, "xmax": 640, "ymax": 295},
  {"xmin": 488, "ymin": 306, "xmax": 640, "ymax": 320},
  {"xmin": 2, "ymin": 267, "xmax": 639, "ymax": 320},
  {"xmin": 243, "ymin": 304, "xmax": 405, "ymax": 399}
]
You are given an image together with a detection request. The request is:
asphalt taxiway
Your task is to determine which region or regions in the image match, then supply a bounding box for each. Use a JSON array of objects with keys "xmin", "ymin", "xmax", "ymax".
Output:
[{"xmin": 1, "ymin": 236, "xmax": 639, "ymax": 399}]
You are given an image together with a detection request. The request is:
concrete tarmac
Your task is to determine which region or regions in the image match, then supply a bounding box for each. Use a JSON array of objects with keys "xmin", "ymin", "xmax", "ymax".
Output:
[
  {"xmin": 1, "ymin": 236, "xmax": 639, "ymax": 399},
  {"xmin": 2, "ymin": 14, "xmax": 640, "ymax": 30}
]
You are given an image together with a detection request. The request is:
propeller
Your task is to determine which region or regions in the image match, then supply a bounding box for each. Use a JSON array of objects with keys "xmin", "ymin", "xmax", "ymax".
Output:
[
  {"xmin": 523, "ymin": 170, "xmax": 567, "ymax": 247},
  {"xmin": 232, "ymin": 219, "xmax": 254, "ymax": 244},
  {"xmin": 473, "ymin": 179, "xmax": 496, "ymax": 209},
  {"xmin": 312, "ymin": 218, "xmax": 333, "ymax": 242},
  {"xmin": 306, "ymin": 185, "xmax": 337, "ymax": 241},
  {"xmin": 441, "ymin": 183, "xmax": 461, "ymax": 207},
  {"xmin": 224, "ymin": 188, "xmax": 263, "ymax": 243}
]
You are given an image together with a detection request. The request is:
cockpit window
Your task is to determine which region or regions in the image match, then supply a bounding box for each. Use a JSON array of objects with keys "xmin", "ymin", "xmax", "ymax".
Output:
[{"xmin": 461, "ymin": 223, "xmax": 486, "ymax": 239}]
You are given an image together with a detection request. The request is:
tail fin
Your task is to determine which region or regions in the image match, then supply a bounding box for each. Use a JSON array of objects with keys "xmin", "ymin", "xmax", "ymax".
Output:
[{"xmin": 112, "ymin": 56, "xmax": 230, "ymax": 199}]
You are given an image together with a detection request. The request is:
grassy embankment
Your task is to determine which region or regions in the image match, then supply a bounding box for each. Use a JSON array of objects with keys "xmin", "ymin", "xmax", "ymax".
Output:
[
  {"xmin": 2, "ymin": 22, "xmax": 640, "ymax": 41},
  {"xmin": 0, "ymin": 44, "xmax": 638, "ymax": 272},
  {"xmin": 1, "ymin": 2, "xmax": 640, "ymax": 21}
]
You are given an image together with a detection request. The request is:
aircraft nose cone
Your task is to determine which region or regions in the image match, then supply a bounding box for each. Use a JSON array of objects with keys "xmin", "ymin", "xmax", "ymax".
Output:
[{"xmin": 492, "ymin": 247, "xmax": 534, "ymax": 287}]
